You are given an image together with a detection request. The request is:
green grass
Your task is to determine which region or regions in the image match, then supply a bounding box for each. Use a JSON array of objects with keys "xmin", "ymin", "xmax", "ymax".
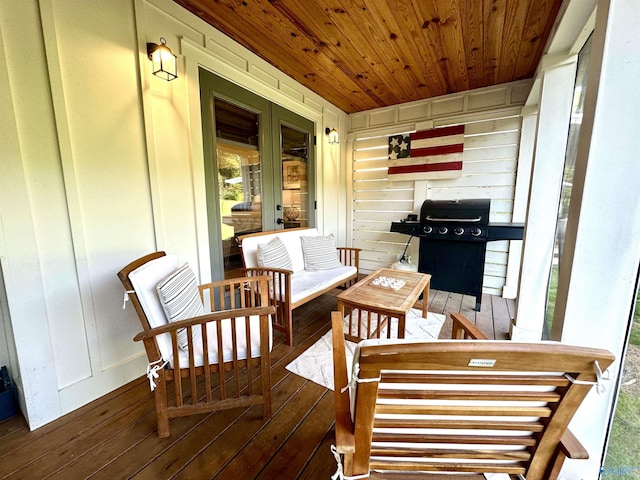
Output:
[
  {"xmin": 546, "ymin": 264, "xmax": 640, "ymax": 476},
  {"xmin": 603, "ymin": 390, "xmax": 640, "ymax": 478},
  {"xmin": 544, "ymin": 265, "xmax": 559, "ymax": 338},
  {"xmin": 603, "ymin": 294, "xmax": 640, "ymax": 478}
]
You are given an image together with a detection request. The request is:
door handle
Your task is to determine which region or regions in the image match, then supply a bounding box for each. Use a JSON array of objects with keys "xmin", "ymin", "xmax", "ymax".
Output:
[
  {"xmin": 276, "ymin": 218, "xmax": 285, "ymax": 225},
  {"xmin": 276, "ymin": 204, "xmax": 282, "ymax": 211}
]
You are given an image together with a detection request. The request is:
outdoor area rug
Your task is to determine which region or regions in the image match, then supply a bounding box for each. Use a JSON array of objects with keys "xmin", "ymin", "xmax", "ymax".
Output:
[{"xmin": 285, "ymin": 309, "xmax": 445, "ymax": 390}]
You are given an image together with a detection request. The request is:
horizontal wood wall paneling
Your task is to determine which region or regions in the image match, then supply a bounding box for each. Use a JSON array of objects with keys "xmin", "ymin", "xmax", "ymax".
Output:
[
  {"xmin": 353, "ymin": 200, "xmax": 414, "ymax": 211},
  {"xmin": 353, "ymin": 189, "xmax": 414, "ymax": 201},
  {"xmin": 349, "ymin": 84, "xmax": 526, "ymax": 292},
  {"xmin": 353, "ymin": 179, "xmax": 414, "ymax": 190},
  {"xmin": 353, "ymin": 211, "xmax": 413, "ymax": 222},
  {"xmin": 463, "ymin": 144, "xmax": 519, "ymax": 161}
]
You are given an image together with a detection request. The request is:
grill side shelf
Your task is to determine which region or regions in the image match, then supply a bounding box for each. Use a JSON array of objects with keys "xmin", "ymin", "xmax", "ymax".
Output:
[
  {"xmin": 486, "ymin": 223, "xmax": 525, "ymax": 241},
  {"xmin": 390, "ymin": 221, "xmax": 421, "ymax": 236}
]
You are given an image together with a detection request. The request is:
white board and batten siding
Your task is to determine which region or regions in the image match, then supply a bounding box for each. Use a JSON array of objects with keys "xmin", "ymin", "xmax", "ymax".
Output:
[{"xmin": 348, "ymin": 80, "xmax": 531, "ymax": 296}]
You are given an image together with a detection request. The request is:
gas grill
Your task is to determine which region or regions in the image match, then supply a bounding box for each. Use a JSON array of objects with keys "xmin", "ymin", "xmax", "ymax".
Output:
[{"xmin": 391, "ymin": 199, "xmax": 524, "ymax": 311}]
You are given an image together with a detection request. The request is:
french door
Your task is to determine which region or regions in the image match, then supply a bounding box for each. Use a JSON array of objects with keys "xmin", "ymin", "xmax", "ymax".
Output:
[{"xmin": 199, "ymin": 69, "xmax": 315, "ymax": 279}]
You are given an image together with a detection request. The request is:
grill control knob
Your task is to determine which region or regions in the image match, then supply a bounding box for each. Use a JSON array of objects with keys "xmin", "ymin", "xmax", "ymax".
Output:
[
  {"xmin": 438, "ymin": 226, "xmax": 448, "ymax": 235},
  {"xmin": 470, "ymin": 227, "xmax": 482, "ymax": 237},
  {"xmin": 422, "ymin": 225, "xmax": 432, "ymax": 234},
  {"xmin": 453, "ymin": 227, "xmax": 464, "ymax": 236}
]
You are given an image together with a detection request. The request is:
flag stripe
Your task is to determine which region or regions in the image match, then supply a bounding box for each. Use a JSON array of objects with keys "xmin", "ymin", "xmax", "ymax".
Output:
[
  {"xmin": 411, "ymin": 124, "xmax": 465, "ymax": 140},
  {"xmin": 411, "ymin": 143, "xmax": 464, "ymax": 157},
  {"xmin": 389, "ymin": 152, "xmax": 462, "ymax": 168},
  {"xmin": 387, "ymin": 169, "xmax": 462, "ymax": 181},
  {"xmin": 412, "ymin": 133, "xmax": 464, "ymax": 149},
  {"xmin": 388, "ymin": 161, "xmax": 463, "ymax": 175}
]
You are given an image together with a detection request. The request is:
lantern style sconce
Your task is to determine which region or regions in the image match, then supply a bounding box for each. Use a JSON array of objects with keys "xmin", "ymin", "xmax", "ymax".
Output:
[
  {"xmin": 147, "ymin": 37, "xmax": 177, "ymax": 81},
  {"xmin": 325, "ymin": 127, "xmax": 339, "ymax": 145}
]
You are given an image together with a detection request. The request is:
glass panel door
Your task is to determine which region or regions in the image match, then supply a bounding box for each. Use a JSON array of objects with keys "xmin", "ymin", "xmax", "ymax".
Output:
[
  {"xmin": 273, "ymin": 105, "xmax": 315, "ymax": 230},
  {"xmin": 213, "ymin": 98, "xmax": 265, "ymax": 279},
  {"xmin": 281, "ymin": 125, "xmax": 309, "ymax": 229},
  {"xmin": 200, "ymin": 70, "xmax": 315, "ymax": 280}
]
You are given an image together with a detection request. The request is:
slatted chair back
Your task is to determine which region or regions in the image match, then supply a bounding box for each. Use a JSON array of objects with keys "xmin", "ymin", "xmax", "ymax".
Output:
[
  {"xmin": 118, "ymin": 251, "xmax": 274, "ymax": 437},
  {"xmin": 331, "ymin": 311, "xmax": 614, "ymax": 480}
]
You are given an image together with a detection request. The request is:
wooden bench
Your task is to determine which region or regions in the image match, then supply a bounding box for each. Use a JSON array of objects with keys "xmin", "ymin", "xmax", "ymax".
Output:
[
  {"xmin": 239, "ymin": 227, "xmax": 360, "ymax": 345},
  {"xmin": 331, "ymin": 311, "xmax": 614, "ymax": 479}
]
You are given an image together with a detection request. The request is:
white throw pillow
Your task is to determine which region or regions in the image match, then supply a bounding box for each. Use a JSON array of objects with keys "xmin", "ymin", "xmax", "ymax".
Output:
[
  {"xmin": 257, "ymin": 236, "xmax": 293, "ymax": 270},
  {"xmin": 157, "ymin": 263, "xmax": 204, "ymax": 350},
  {"xmin": 300, "ymin": 234, "xmax": 342, "ymax": 271}
]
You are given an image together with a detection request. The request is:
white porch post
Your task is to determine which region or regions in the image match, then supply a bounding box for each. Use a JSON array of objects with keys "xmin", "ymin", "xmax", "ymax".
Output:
[
  {"xmin": 551, "ymin": 0, "xmax": 640, "ymax": 476},
  {"xmin": 502, "ymin": 107, "xmax": 537, "ymax": 300},
  {"xmin": 512, "ymin": 55, "xmax": 577, "ymax": 339}
]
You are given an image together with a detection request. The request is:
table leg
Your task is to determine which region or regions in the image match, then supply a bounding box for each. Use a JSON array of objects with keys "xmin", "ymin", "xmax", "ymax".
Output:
[
  {"xmin": 398, "ymin": 314, "xmax": 406, "ymax": 339},
  {"xmin": 421, "ymin": 284, "xmax": 429, "ymax": 319}
]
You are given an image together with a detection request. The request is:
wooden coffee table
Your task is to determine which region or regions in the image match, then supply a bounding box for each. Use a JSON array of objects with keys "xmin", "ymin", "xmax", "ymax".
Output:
[{"xmin": 337, "ymin": 267, "xmax": 431, "ymax": 342}]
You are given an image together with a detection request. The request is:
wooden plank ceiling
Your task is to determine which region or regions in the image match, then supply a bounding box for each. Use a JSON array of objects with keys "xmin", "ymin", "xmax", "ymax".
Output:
[{"xmin": 174, "ymin": 0, "xmax": 563, "ymax": 114}]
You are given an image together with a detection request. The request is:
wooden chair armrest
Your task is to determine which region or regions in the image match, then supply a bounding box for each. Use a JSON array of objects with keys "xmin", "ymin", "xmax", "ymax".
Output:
[
  {"xmin": 331, "ymin": 311, "xmax": 355, "ymax": 453},
  {"xmin": 243, "ymin": 267, "xmax": 293, "ymax": 275},
  {"xmin": 198, "ymin": 274, "xmax": 272, "ymax": 289},
  {"xmin": 133, "ymin": 306, "xmax": 275, "ymax": 342},
  {"xmin": 450, "ymin": 312, "xmax": 488, "ymax": 340},
  {"xmin": 559, "ymin": 428, "xmax": 589, "ymax": 459}
]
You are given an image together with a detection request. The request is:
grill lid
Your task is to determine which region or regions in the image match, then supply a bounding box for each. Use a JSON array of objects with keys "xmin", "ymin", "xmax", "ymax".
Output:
[{"xmin": 420, "ymin": 199, "xmax": 490, "ymax": 225}]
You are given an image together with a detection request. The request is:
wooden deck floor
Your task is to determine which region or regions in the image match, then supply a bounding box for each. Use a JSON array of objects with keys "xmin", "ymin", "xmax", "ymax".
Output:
[{"xmin": 0, "ymin": 288, "xmax": 513, "ymax": 480}]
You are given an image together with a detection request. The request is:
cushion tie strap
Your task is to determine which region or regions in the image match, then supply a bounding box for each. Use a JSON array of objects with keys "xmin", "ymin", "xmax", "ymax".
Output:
[
  {"xmin": 146, "ymin": 358, "xmax": 169, "ymax": 391},
  {"xmin": 565, "ymin": 360, "xmax": 610, "ymax": 394},
  {"xmin": 330, "ymin": 445, "xmax": 370, "ymax": 480},
  {"xmin": 122, "ymin": 290, "xmax": 135, "ymax": 309},
  {"xmin": 340, "ymin": 363, "xmax": 381, "ymax": 394}
]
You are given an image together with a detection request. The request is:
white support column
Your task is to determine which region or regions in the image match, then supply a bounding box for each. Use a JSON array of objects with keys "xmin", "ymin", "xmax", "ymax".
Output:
[
  {"xmin": 512, "ymin": 55, "xmax": 577, "ymax": 339},
  {"xmin": 502, "ymin": 107, "xmax": 537, "ymax": 300},
  {"xmin": 551, "ymin": 0, "xmax": 640, "ymax": 476}
]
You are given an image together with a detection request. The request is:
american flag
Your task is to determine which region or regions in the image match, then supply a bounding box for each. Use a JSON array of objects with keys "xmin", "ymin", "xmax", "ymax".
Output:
[{"xmin": 387, "ymin": 125, "xmax": 465, "ymax": 181}]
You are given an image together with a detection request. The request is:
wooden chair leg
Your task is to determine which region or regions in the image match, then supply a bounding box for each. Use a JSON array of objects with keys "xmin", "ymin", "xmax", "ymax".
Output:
[
  {"xmin": 261, "ymin": 354, "xmax": 272, "ymax": 419},
  {"xmin": 285, "ymin": 307, "xmax": 294, "ymax": 345},
  {"xmin": 154, "ymin": 373, "xmax": 170, "ymax": 438}
]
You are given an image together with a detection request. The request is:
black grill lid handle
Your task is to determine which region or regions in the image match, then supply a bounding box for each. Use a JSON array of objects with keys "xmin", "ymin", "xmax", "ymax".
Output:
[{"xmin": 425, "ymin": 215, "xmax": 483, "ymax": 223}]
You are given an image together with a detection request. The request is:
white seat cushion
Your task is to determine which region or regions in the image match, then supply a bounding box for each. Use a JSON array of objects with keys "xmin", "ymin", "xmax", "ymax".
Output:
[
  {"xmin": 171, "ymin": 313, "xmax": 273, "ymax": 369},
  {"xmin": 128, "ymin": 254, "xmax": 272, "ymax": 369},
  {"xmin": 289, "ymin": 265, "xmax": 357, "ymax": 304}
]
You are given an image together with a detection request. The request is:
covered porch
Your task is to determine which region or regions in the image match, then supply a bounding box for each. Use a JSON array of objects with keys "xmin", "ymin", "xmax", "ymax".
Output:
[{"xmin": 0, "ymin": 288, "xmax": 512, "ymax": 479}]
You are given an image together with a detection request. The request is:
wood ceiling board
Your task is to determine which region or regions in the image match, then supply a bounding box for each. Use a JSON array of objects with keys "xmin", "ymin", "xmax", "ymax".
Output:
[{"xmin": 174, "ymin": 0, "xmax": 563, "ymax": 113}]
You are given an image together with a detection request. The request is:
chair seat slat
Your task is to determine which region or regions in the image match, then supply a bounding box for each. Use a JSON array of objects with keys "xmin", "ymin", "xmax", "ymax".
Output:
[
  {"xmin": 378, "ymin": 389, "xmax": 561, "ymax": 402},
  {"xmin": 375, "ymin": 404, "xmax": 552, "ymax": 417},
  {"xmin": 373, "ymin": 417, "xmax": 545, "ymax": 432},
  {"xmin": 372, "ymin": 433, "xmax": 538, "ymax": 446}
]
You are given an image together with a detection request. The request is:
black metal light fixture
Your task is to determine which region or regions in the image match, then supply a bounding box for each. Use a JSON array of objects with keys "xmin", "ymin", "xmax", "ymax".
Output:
[
  {"xmin": 147, "ymin": 37, "xmax": 177, "ymax": 81},
  {"xmin": 325, "ymin": 127, "xmax": 339, "ymax": 145}
]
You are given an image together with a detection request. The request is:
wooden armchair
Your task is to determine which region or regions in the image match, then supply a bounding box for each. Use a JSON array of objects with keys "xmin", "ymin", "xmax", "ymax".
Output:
[
  {"xmin": 118, "ymin": 252, "xmax": 274, "ymax": 437},
  {"xmin": 331, "ymin": 311, "xmax": 614, "ymax": 479}
]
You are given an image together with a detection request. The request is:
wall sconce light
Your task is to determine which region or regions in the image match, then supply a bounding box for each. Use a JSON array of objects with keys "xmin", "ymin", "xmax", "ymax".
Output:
[
  {"xmin": 325, "ymin": 127, "xmax": 339, "ymax": 145},
  {"xmin": 147, "ymin": 37, "xmax": 177, "ymax": 81}
]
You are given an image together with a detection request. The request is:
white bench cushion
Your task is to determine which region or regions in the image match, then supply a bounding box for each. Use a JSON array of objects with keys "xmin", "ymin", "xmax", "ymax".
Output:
[{"xmin": 290, "ymin": 265, "xmax": 357, "ymax": 304}]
